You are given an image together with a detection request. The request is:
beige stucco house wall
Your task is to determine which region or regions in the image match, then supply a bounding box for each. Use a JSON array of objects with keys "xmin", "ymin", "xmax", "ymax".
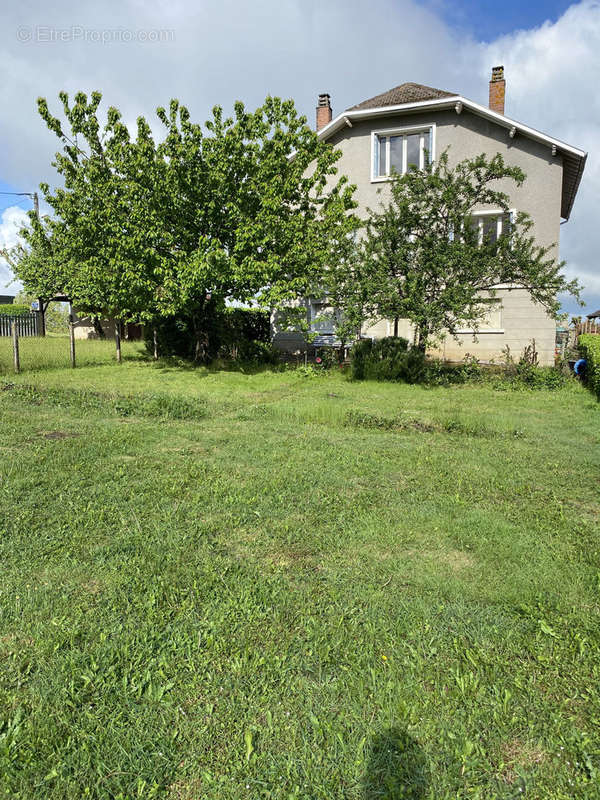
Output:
[{"xmin": 272, "ymin": 76, "xmax": 586, "ymax": 366}]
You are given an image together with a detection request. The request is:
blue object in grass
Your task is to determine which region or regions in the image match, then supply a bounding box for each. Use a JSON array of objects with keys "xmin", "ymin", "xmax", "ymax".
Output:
[{"xmin": 574, "ymin": 358, "xmax": 587, "ymax": 376}]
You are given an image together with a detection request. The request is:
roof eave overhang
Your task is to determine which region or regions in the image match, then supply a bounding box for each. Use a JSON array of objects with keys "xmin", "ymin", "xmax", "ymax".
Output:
[{"xmin": 318, "ymin": 95, "xmax": 588, "ymax": 220}]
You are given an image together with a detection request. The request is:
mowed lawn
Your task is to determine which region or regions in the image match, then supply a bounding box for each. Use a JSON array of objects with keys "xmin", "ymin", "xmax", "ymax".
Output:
[{"xmin": 0, "ymin": 346, "xmax": 599, "ymax": 799}]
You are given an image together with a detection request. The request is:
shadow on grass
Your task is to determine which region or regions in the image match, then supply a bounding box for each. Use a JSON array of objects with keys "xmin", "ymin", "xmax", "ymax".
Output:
[{"xmin": 363, "ymin": 727, "xmax": 429, "ymax": 800}]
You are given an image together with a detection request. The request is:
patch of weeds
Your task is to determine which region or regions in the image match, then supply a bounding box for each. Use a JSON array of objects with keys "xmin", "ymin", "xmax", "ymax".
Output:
[
  {"xmin": 344, "ymin": 410, "xmax": 407, "ymax": 431},
  {"xmin": 294, "ymin": 364, "xmax": 328, "ymax": 379},
  {"xmin": 442, "ymin": 418, "xmax": 491, "ymax": 437},
  {"xmin": 1, "ymin": 382, "xmax": 207, "ymax": 420},
  {"xmin": 344, "ymin": 410, "xmax": 500, "ymax": 438},
  {"xmin": 42, "ymin": 431, "xmax": 81, "ymax": 440},
  {"xmin": 236, "ymin": 404, "xmax": 271, "ymax": 421}
]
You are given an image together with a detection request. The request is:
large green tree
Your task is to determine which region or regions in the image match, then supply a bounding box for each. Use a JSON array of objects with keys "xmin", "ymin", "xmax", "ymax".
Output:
[
  {"xmin": 14, "ymin": 91, "xmax": 357, "ymax": 356},
  {"xmin": 327, "ymin": 151, "xmax": 581, "ymax": 350}
]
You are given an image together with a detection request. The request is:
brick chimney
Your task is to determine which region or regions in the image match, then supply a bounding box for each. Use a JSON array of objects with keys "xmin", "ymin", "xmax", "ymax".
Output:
[
  {"xmin": 316, "ymin": 93, "xmax": 332, "ymax": 131},
  {"xmin": 489, "ymin": 66, "xmax": 505, "ymax": 115}
]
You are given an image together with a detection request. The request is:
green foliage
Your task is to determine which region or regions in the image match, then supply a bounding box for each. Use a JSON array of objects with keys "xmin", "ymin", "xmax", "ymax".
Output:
[
  {"xmin": 579, "ymin": 334, "xmax": 600, "ymax": 398},
  {"xmin": 510, "ymin": 364, "xmax": 567, "ymax": 390},
  {"xmin": 0, "ymin": 358, "xmax": 597, "ymax": 798},
  {"xmin": 0, "ymin": 304, "xmax": 30, "ymax": 315},
  {"xmin": 499, "ymin": 343, "xmax": 568, "ymax": 391},
  {"xmin": 14, "ymin": 290, "xmax": 69, "ymax": 333},
  {"xmin": 351, "ymin": 339, "xmax": 567, "ymax": 390},
  {"xmin": 328, "ymin": 151, "xmax": 581, "ymax": 349},
  {"xmin": 351, "ymin": 337, "xmax": 425, "ymax": 382},
  {"xmin": 11, "ymin": 91, "xmax": 357, "ymax": 355},
  {"xmin": 145, "ymin": 307, "xmax": 274, "ymax": 363},
  {"xmin": 314, "ymin": 348, "xmax": 340, "ymax": 369}
]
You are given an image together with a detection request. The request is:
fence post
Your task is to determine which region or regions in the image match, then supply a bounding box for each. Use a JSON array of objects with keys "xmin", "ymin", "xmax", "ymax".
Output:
[
  {"xmin": 153, "ymin": 327, "xmax": 158, "ymax": 360},
  {"xmin": 12, "ymin": 322, "xmax": 20, "ymax": 373},
  {"xmin": 68, "ymin": 303, "xmax": 76, "ymax": 368},
  {"xmin": 115, "ymin": 322, "xmax": 122, "ymax": 363}
]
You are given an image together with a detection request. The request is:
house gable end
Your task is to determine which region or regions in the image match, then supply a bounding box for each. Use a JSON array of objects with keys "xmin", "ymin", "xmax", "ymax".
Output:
[{"xmin": 319, "ymin": 96, "xmax": 586, "ymax": 220}]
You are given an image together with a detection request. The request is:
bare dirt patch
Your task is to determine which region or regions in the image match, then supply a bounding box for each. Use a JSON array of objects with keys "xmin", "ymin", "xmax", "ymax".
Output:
[
  {"xmin": 440, "ymin": 549, "xmax": 475, "ymax": 571},
  {"xmin": 42, "ymin": 431, "xmax": 81, "ymax": 440},
  {"xmin": 501, "ymin": 739, "xmax": 546, "ymax": 784}
]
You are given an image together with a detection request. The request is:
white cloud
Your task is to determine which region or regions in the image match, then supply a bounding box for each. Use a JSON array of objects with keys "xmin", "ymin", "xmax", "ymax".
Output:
[
  {"xmin": 476, "ymin": 0, "xmax": 600, "ymax": 313},
  {"xmin": 0, "ymin": 206, "xmax": 28, "ymax": 292},
  {"xmin": 0, "ymin": 0, "xmax": 598, "ymax": 313}
]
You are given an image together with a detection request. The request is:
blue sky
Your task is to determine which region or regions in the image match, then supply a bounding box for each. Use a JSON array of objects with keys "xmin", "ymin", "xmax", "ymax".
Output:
[
  {"xmin": 425, "ymin": 0, "xmax": 576, "ymax": 39},
  {"xmin": 0, "ymin": 181, "xmax": 36, "ymax": 215},
  {"xmin": 0, "ymin": 0, "xmax": 598, "ymax": 320}
]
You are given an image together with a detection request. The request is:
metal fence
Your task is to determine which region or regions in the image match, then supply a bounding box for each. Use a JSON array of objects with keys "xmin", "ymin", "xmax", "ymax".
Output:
[{"xmin": 0, "ymin": 313, "xmax": 39, "ymax": 337}]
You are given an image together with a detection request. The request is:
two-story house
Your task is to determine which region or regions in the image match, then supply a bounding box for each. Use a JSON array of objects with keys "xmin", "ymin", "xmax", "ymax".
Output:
[{"xmin": 273, "ymin": 68, "xmax": 587, "ymax": 366}]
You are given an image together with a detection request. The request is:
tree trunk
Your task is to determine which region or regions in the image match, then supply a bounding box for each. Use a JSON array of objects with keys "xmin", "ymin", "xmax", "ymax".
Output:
[
  {"xmin": 92, "ymin": 316, "xmax": 106, "ymax": 339},
  {"xmin": 192, "ymin": 308, "xmax": 210, "ymax": 363},
  {"xmin": 415, "ymin": 323, "xmax": 428, "ymax": 352},
  {"xmin": 393, "ymin": 317, "xmax": 399, "ymax": 338}
]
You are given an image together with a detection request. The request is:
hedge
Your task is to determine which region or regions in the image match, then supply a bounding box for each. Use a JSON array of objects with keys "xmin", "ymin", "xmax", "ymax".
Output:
[
  {"xmin": 0, "ymin": 304, "xmax": 30, "ymax": 315},
  {"xmin": 579, "ymin": 334, "xmax": 600, "ymax": 399},
  {"xmin": 350, "ymin": 337, "xmax": 428, "ymax": 383},
  {"xmin": 145, "ymin": 307, "xmax": 273, "ymax": 362}
]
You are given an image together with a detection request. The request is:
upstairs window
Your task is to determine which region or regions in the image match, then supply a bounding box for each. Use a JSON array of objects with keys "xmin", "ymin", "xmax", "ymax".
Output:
[
  {"xmin": 373, "ymin": 125, "xmax": 433, "ymax": 180},
  {"xmin": 471, "ymin": 211, "xmax": 513, "ymax": 245}
]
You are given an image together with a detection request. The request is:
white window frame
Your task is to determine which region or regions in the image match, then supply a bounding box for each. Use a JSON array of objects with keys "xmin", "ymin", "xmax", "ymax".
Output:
[
  {"xmin": 470, "ymin": 208, "xmax": 515, "ymax": 246},
  {"xmin": 371, "ymin": 123, "xmax": 436, "ymax": 183},
  {"xmin": 455, "ymin": 208, "xmax": 515, "ymax": 334},
  {"xmin": 455, "ymin": 303, "xmax": 504, "ymax": 335}
]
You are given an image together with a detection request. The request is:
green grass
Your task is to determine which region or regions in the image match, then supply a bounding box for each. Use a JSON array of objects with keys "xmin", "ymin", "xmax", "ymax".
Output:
[
  {"xmin": 0, "ymin": 334, "xmax": 145, "ymax": 374},
  {"xmin": 0, "ymin": 344, "xmax": 599, "ymax": 798}
]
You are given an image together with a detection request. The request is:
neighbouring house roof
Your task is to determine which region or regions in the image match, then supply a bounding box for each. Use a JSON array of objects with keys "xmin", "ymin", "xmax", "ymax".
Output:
[
  {"xmin": 347, "ymin": 82, "xmax": 458, "ymax": 110},
  {"xmin": 319, "ymin": 87, "xmax": 587, "ymax": 220},
  {"xmin": 586, "ymin": 309, "xmax": 600, "ymax": 319}
]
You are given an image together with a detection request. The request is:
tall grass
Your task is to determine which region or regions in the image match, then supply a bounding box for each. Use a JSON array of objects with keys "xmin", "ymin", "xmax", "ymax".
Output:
[{"xmin": 0, "ymin": 334, "xmax": 145, "ymax": 374}]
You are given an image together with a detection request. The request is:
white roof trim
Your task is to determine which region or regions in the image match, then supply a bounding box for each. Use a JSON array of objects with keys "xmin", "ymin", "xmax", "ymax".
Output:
[{"xmin": 318, "ymin": 95, "xmax": 587, "ymax": 159}]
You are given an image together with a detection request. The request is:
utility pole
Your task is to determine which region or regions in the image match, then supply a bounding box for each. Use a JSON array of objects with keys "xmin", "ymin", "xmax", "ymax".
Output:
[
  {"xmin": 0, "ymin": 190, "xmax": 45, "ymax": 335},
  {"xmin": 32, "ymin": 192, "xmax": 45, "ymax": 337}
]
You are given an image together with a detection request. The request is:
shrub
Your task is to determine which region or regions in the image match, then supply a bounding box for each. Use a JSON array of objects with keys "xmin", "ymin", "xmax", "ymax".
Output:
[
  {"xmin": 0, "ymin": 304, "xmax": 30, "ymax": 315},
  {"xmin": 579, "ymin": 334, "xmax": 600, "ymax": 399},
  {"xmin": 349, "ymin": 338, "xmax": 373, "ymax": 380},
  {"xmin": 491, "ymin": 341, "xmax": 566, "ymax": 391},
  {"xmin": 145, "ymin": 307, "xmax": 271, "ymax": 363},
  {"xmin": 233, "ymin": 339, "xmax": 279, "ymax": 365},
  {"xmin": 351, "ymin": 339, "xmax": 487, "ymax": 385},
  {"xmin": 351, "ymin": 337, "xmax": 421, "ymax": 382},
  {"xmin": 314, "ymin": 348, "xmax": 340, "ymax": 369},
  {"xmin": 513, "ymin": 363, "xmax": 567, "ymax": 390}
]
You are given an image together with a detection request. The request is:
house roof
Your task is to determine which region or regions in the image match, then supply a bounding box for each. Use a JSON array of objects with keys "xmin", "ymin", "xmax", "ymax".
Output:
[
  {"xmin": 319, "ymin": 90, "xmax": 587, "ymax": 220},
  {"xmin": 586, "ymin": 309, "xmax": 600, "ymax": 319},
  {"xmin": 347, "ymin": 82, "xmax": 458, "ymax": 111}
]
